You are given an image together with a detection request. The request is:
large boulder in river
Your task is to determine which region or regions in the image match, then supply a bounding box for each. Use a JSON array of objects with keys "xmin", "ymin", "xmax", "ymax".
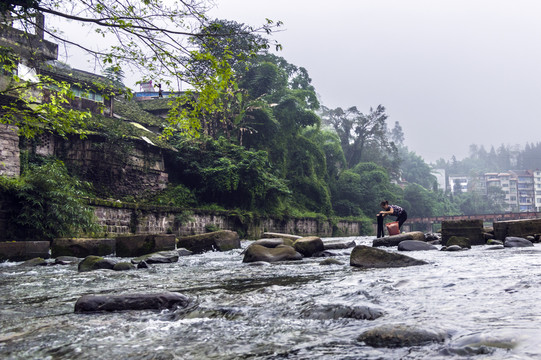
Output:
[
  {"xmin": 358, "ymin": 324, "xmax": 448, "ymax": 348},
  {"xmin": 293, "ymin": 236, "xmax": 324, "ymax": 257},
  {"xmin": 398, "ymin": 240, "xmax": 438, "ymax": 251},
  {"xmin": 243, "ymin": 244, "xmax": 303, "ymax": 263},
  {"xmin": 372, "ymin": 232, "xmax": 426, "ymax": 247},
  {"xmin": 177, "ymin": 230, "xmax": 240, "ymax": 254},
  {"xmin": 504, "ymin": 236, "xmax": 534, "ymax": 248},
  {"xmin": 74, "ymin": 291, "xmax": 193, "ymax": 313},
  {"xmin": 78, "ymin": 255, "xmax": 117, "ymax": 272},
  {"xmin": 350, "ymin": 245, "xmax": 428, "ymax": 269}
]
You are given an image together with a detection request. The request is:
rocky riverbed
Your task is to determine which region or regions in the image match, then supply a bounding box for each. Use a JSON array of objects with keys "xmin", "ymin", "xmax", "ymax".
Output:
[{"xmin": 0, "ymin": 236, "xmax": 540, "ymax": 359}]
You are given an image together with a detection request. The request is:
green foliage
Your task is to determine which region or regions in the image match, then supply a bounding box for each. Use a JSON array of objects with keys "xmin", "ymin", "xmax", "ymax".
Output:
[
  {"xmin": 400, "ymin": 149, "xmax": 437, "ymax": 189},
  {"xmin": 403, "ymin": 183, "xmax": 436, "ymax": 218},
  {"xmin": 321, "ymin": 105, "xmax": 399, "ymax": 175},
  {"xmin": 167, "ymin": 137, "xmax": 290, "ymax": 213},
  {"xmin": 147, "ymin": 184, "xmax": 197, "ymax": 207},
  {"xmin": 332, "ymin": 162, "xmax": 402, "ymax": 218},
  {"xmin": 0, "ymin": 159, "xmax": 101, "ymax": 241}
]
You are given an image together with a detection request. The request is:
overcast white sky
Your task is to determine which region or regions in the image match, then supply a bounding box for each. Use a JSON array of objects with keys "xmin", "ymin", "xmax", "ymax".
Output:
[{"xmin": 208, "ymin": 0, "xmax": 541, "ymax": 164}]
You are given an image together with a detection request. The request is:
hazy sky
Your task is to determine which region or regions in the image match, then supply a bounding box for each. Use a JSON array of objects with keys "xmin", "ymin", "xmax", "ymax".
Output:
[{"xmin": 209, "ymin": 0, "xmax": 541, "ymax": 163}]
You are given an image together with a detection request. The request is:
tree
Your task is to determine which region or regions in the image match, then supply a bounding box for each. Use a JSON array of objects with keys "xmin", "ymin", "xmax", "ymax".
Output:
[
  {"xmin": 321, "ymin": 105, "xmax": 398, "ymax": 171},
  {"xmin": 1, "ymin": 1, "xmax": 281, "ymax": 138},
  {"xmin": 403, "ymin": 183, "xmax": 435, "ymax": 218},
  {"xmin": 400, "ymin": 150, "xmax": 436, "ymax": 189},
  {"xmin": 389, "ymin": 121, "xmax": 404, "ymax": 146}
]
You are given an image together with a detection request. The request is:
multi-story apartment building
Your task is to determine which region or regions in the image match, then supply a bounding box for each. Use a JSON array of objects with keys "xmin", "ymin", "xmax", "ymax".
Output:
[
  {"xmin": 510, "ymin": 170, "xmax": 535, "ymax": 212},
  {"xmin": 448, "ymin": 175, "xmax": 469, "ymax": 194},
  {"xmin": 448, "ymin": 170, "xmax": 537, "ymax": 212},
  {"xmin": 534, "ymin": 170, "xmax": 541, "ymax": 211}
]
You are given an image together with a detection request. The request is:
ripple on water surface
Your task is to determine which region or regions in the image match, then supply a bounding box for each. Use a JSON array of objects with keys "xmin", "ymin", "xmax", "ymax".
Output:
[{"xmin": 0, "ymin": 237, "xmax": 540, "ymax": 359}]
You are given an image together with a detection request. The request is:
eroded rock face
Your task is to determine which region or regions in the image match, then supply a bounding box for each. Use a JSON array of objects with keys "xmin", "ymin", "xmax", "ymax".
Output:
[
  {"xmin": 74, "ymin": 292, "xmax": 192, "ymax": 313},
  {"xmin": 242, "ymin": 244, "xmax": 303, "ymax": 263},
  {"xmin": 350, "ymin": 245, "xmax": 428, "ymax": 268},
  {"xmin": 358, "ymin": 324, "xmax": 448, "ymax": 348}
]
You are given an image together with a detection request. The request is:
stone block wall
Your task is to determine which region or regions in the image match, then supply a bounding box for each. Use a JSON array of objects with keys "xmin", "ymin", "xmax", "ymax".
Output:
[
  {"xmin": 0, "ymin": 124, "xmax": 20, "ymax": 177},
  {"xmin": 441, "ymin": 219, "xmax": 484, "ymax": 245},
  {"xmin": 91, "ymin": 203, "xmax": 364, "ymax": 239},
  {"xmin": 50, "ymin": 134, "xmax": 168, "ymax": 198}
]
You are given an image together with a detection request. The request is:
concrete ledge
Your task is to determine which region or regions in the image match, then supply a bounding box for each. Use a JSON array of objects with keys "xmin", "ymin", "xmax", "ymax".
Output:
[
  {"xmin": 52, "ymin": 238, "xmax": 116, "ymax": 258},
  {"xmin": 494, "ymin": 218, "xmax": 541, "ymax": 240},
  {"xmin": 115, "ymin": 234, "xmax": 175, "ymax": 257},
  {"xmin": 441, "ymin": 220, "xmax": 484, "ymax": 245},
  {"xmin": 0, "ymin": 241, "xmax": 50, "ymax": 261}
]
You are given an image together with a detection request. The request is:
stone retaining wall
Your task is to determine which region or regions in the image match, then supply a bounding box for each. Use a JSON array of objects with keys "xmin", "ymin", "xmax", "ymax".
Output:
[
  {"xmin": 0, "ymin": 124, "xmax": 20, "ymax": 177},
  {"xmin": 92, "ymin": 203, "xmax": 363, "ymax": 239}
]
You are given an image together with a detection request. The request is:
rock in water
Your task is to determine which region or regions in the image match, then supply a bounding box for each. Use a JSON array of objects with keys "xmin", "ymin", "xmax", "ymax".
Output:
[
  {"xmin": 350, "ymin": 245, "xmax": 428, "ymax": 268},
  {"xmin": 74, "ymin": 292, "xmax": 192, "ymax": 313},
  {"xmin": 242, "ymin": 244, "xmax": 303, "ymax": 263},
  {"xmin": 358, "ymin": 324, "xmax": 448, "ymax": 348},
  {"xmin": 504, "ymin": 237, "xmax": 534, "ymax": 248},
  {"xmin": 293, "ymin": 236, "xmax": 325, "ymax": 257},
  {"xmin": 398, "ymin": 240, "xmax": 438, "ymax": 251}
]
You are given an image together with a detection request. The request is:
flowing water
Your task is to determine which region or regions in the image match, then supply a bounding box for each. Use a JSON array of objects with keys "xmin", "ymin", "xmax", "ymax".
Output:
[{"xmin": 0, "ymin": 236, "xmax": 540, "ymax": 359}]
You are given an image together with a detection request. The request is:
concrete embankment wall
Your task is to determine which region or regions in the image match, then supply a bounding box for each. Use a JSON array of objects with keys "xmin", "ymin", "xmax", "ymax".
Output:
[{"xmin": 92, "ymin": 201, "xmax": 364, "ymax": 239}]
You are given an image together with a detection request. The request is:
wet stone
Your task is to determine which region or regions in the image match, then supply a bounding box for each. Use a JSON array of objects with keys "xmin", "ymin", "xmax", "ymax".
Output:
[
  {"xmin": 358, "ymin": 324, "xmax": 448, "ymax": 348},
  {"xmin": 350, "ymin": 245, "xmax": 428, "ymax": 268},
  {"xmin": 504, "ymin": 237, "xmax": 534, "ymax": 248}
]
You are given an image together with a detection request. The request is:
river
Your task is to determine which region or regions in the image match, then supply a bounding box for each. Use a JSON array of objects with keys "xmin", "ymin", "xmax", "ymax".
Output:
[{"xmin": 0, "ymin": 236, "xmax": 540, "ymax": 359}]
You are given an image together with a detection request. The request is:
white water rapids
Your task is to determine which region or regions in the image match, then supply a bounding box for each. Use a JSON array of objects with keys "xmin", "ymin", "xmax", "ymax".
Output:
[{"xmin": 0, "ymin": 236, "xmax": 540, "ymax": 359}]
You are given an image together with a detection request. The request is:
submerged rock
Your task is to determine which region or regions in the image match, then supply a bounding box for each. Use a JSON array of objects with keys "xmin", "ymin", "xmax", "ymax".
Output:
[
  {"xmin": 350, "ymin": 245, "xmax": 428, "ymax": 268},
  {"xmin": 319, "ymin": 258, "xmax": 344, "ymax": 266},
  {"xmin": 358, "ymin": 324, "xmax": 448, "ymax": 348},
  {"xmin": 441, "ymin": 245, "xmax": 464, "ymax": 252},
  {"xmin": 398, "ymin": 240, "xmax": 438, "ymax": 251},
  {"xmin": 74, "ymin": 291, "xmax": 193, "ymax": 313},
  {"xmin": 504, "ymin": 237, "xmax": 534, "ymax": 248},
  {"xmin": 301, "ymin": 304, "xmax": 384, "ymax": 320},
  {"xmin": 20, "ymin": 257, "xmax": 48, "ymax": 267},
  {"xmin": 242, "ymin": 244, "xmax": 303, "ymax": 263},
  {"xmin": 55, "ymin": 256, "xmax": 79, "ymax": 265}
]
